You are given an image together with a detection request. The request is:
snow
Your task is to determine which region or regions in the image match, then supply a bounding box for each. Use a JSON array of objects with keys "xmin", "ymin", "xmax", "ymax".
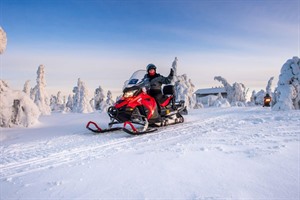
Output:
[
  {"xmin": 1, "ymin": 107, "xmax": 299, "ymax": 199},
  {"xmin": 72, "ymin": 78, "xmax": 94, "ymax": 113},
  {"xmin": 31, "ymin": 65, "xmax": 51, "ymax": 115},
  {"xmin": 273, "ymin": 57, "xmax": 300, "ymax": 110},
  {"xmin": 173, "ymin": 57, "xmax": 197, "ymax": 109},
  {"xmin": 195, "ymin": 87, "xmax": 226, "ymax": 95},
  {"xmin": 0, "ymin": 80, "xmax": 40, "ymax": 128},
  {"xmin": 214, "ymin": 76, "xmax": 247, "ymax": 106}
]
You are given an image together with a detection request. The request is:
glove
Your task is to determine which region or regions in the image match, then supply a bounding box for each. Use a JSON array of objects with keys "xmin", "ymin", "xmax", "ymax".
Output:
[{"xmin": 169, "ymin": 68, "xmax": 174, "ymax": 77}]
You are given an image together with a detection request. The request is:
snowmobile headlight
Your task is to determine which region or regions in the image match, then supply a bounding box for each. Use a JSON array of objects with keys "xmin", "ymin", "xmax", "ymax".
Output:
[{"xmin": 123, "ymin": 90, "xmax": 137, "ymax": 98}]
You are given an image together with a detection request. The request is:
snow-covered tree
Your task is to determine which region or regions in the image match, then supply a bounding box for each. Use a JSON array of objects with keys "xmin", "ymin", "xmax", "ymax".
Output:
[
  {"xmin": 0, "ymin": 80, "xmax": 40, "ymax": 127},
  {"xmin": 175, "ymin": 74, "xmax": 197, "ymax": 109},
  {"xmin": 273, "ymin": 56, "xmax": 300, "ymax": 110},
  {"xmin": 0, "ymin": 27, "xmax": 7, "ymax": 54},
  {"xmin": 249, "ymin": 90, "xmax": 256, "ymax": 105},
  {"xmin": 171, "ymin": 57, "xmax": 178, "ymax": 84},
  {"xmin": 56, "ymin": 91, "xmax": 64, "ymax": 106},
  {"xmin": 50, "ymin": 91, "xmax": 65, "ymax": 112},
  {"xmin": 172, "ymin": 57, "xmax": 178, "ymax": 75},
  {"xmin": 250, "ymin": 77, "xmax": 274, "ymax": 106},
  {"xmin": 253, "ymin": 90, "xmax": 265, "ymax": 106},
  {"xmin": 106, "ymin": 90, "xmax": 115, "ymax": 107},
  {"xmin": 65, "ymin": 95, "xmax": 73, "ymax": 112},
  {"xmin": 31, "ymin": 65, "xmax": 51, "ymax": 115},
  {"xmin": 23, "ymin": 80, "xmax": 31, "ymax": 96},
  {"xmin": 72, "ymin": 78, "xmax": 93, "ymax": 113},
  {"xmin": 266, "ymin": 77, "xmax": 274, "ymax": 96},
  {"xmin": 94, "ymin": 86, "xmax": 106, "ymax": 111},
  {"xmin": 172, "ymin": 57, "xmax": 197, "ymax": 109},
  {"xmin": 50, "ymin": 95, "xmax": 57, "ymax": 111},
  {"xmin": 214, "ymin": 76, "xmax": 247, "ymax": 106}
]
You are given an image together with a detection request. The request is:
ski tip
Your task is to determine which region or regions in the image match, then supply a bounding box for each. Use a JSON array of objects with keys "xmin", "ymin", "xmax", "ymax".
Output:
[{"xmin": 122, "ymin": 127, "xmax": 158, "ymax": 135}]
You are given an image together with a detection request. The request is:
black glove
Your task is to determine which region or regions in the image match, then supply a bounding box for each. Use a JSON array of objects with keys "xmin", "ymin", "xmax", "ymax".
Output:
[{"xmin": 169, "ymin": 68, "xmax": 174, "ymax": 77}]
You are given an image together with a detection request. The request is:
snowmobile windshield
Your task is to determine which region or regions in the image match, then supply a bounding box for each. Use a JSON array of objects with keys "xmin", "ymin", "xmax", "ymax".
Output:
[{"xmin": 123, "ymin": 70, "xmax": 150, "ymax": 89}]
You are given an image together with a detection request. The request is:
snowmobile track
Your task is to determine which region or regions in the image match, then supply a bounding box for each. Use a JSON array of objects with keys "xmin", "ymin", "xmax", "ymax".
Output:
[{"xmin": 0, "ymin": 117, "xmax": 219, "ymax": 180}]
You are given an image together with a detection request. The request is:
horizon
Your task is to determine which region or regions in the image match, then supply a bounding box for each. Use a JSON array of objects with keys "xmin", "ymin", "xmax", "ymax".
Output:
[{"xmin": 1, "ymin": 0, "xmax": 299, "ymax": 98}]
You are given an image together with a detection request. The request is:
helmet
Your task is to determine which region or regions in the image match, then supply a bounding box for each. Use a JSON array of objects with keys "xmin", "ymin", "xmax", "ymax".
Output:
[{"xmin": 146, "ymin": 63, "xmax": 156, "ymax": 72}]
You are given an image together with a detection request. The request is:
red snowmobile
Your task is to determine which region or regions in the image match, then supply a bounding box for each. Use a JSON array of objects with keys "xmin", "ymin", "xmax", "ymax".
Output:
[{"xmin": 86, "ymin": 70, "xmax": 186, "ymax": 135}]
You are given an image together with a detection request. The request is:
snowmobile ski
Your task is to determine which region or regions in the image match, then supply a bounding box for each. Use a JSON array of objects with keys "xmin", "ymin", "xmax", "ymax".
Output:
[
  {"xmin": 122, "ymin": 121, "xmax": 158, "ymax": 135},
  {"xmin": 86, "ymin": 121, "xmax": 122, "ymax": 133}
]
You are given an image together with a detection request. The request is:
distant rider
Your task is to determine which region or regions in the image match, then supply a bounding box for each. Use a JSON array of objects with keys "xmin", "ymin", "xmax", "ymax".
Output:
[
  {"xmin": 143, "ymin": 63, "xmax": 174, "ymax": 106},
  {"xmin": 263, "ymin": 93, "xmax": 272, "ymax": 107}
]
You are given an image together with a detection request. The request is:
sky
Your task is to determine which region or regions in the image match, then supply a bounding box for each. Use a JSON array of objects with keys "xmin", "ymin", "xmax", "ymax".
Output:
[{"xmin": 0, "ymin": 0, "xmax": 299, "ymax": 98}]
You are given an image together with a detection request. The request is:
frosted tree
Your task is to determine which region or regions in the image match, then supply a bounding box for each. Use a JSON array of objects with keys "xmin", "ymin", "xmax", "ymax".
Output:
[
  {"xmin": 266, "ymin": 77, "xmax": 274, "ymax": 95},
  {"xmin": 50, "ymin": 91, "xmax": 65, "ymax": 112},
  {"xmin": 94, "ymin": 86, "xmax": 106, "ymax": 111},
  {"xmin": 50, "ymin": 95, "xmax": 57, "ymax": 111},
  {"xmin": 0, "ymin": 80, "xmax": 40, "ymax": 127},
  {"xmin": 65, "ymin": 95, "xmax": 73, "ymax": 112},
  {"xmin": 253, "ymin": 90, "xmax": 265, "ymax": 106},
  {"xmin": 249, "ymin": 77, "xmax": 274, "ymax": 106},
  {"xmin": 273, "ymin": 56, "xmax": 300, "ymax": 110},
  {"xmin": 23, "ymin": 80, "xmax": 31, "ymax": 96},
  {"xmin": 249, "ymin": 90, "xmax": 256, "ymax": 105},
  {"xmin": 171, "ymin": 57, "xmax": 178, "ymax": 84},
  {"xmin": 175, "ymin": 74, "xmax": 197, "ymax": 109},
  {"xmin": 214, "ymin": 76, "xmax": 247, "ymax": 106},
  {"xmin": 31, "ymin": 65, "xmax": 51, "ymax": 115},
  {"xmin": 56, "ymin": 91, "xmax": 64, "ymax": 106},
  {"xmin": 106, "ymin": 90, "xmax": 115, "ymax": 107},
  {"xmin": 172, "ymin": 57, "xmax": 197, "ymax": 109},
  {"xmin": 0, "ymin": 27, "xmax": 7, "ymax": 54},
  {"xmin": 72, "ymin": 78, "xmax": 93, "ymax": 113}
]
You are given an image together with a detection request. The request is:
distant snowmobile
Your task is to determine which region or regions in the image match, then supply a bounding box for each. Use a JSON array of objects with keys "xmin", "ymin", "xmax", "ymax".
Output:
[
  {"xmin": 263, "ymin": 94, "xmax": 272, "ymax": 107},
  {"xmin": 86, "ymin": 70, "xmax": 186, "ymax": 135}
]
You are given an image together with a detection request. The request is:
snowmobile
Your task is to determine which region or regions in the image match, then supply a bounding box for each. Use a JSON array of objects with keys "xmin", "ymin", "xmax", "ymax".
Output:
[
  {"xmin": 86, "ymin": 70, "xmax": 186, "ymax": 135},
  {"xmin": 263, "ymin": 94, "xmax": 272, "ymax": 107}
]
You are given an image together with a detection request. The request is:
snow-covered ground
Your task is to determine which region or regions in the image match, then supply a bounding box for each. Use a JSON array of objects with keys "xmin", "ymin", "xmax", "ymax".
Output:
[{"xmin": 1, "ymin": 107, "xmax": 299, "ymax": 199}]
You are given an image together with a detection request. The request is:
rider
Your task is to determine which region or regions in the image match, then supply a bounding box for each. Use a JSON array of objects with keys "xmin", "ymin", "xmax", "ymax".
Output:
[
  {"xmin": 263, "ymin": 93, "xmax": 272, "ymax": 107},
  {"xmin": 144, "ymin": 63, "xmax": 174, "ymax": 106}
]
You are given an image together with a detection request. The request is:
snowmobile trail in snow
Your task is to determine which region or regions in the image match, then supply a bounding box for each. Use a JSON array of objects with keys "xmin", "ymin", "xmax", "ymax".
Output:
[
  {"xmin": 1, "ymin": 107, "xmax": 300, "ymax": 199},
  {"xmin": 0, "ymin": 116, "xmax": 218, "ymax": 180},
  {"xmin": 1, "ymin": 108, "xmax": 299, "ymax": 180}
]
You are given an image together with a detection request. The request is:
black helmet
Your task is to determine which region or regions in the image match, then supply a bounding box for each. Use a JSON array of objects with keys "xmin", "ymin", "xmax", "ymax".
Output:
[{"xmin": 146, "ymin": 63, "xmax": 156, "ymax": 72}]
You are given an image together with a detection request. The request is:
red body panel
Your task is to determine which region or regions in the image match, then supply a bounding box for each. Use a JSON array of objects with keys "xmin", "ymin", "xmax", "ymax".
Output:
[
  {"xmin": 160, "ymin": 96, "xmax": 173, "ymax": 107},
  {"xmin": 115, "ymin": 92, "xmax": 157, "ymax": 119}
]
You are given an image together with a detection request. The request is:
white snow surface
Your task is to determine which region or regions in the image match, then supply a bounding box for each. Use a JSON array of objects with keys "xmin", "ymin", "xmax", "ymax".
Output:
[{"xmin": 1, "ymin": 107, "xmax": 299, "ymax": 199}]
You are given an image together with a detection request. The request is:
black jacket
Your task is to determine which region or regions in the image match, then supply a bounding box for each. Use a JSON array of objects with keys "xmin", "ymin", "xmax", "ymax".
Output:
[{"xmin": 143, "ymin": 72, "xmax": 173, "ymax": 91}]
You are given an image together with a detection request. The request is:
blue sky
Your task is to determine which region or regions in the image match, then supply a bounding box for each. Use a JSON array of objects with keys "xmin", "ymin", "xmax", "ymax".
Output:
[{"xmin": 1, "ymin": 0, "xmax": 299, "ymax": 97}]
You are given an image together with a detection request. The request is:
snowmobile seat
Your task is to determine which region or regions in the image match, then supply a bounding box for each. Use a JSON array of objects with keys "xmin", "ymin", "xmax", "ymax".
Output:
[
  {"xmin": 160, "ymin": 85, "xmax": 175, "ymax": 108},
  {"xmin": 163, "ymin": 85, "xmax": 174, "ymax": 96}
]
